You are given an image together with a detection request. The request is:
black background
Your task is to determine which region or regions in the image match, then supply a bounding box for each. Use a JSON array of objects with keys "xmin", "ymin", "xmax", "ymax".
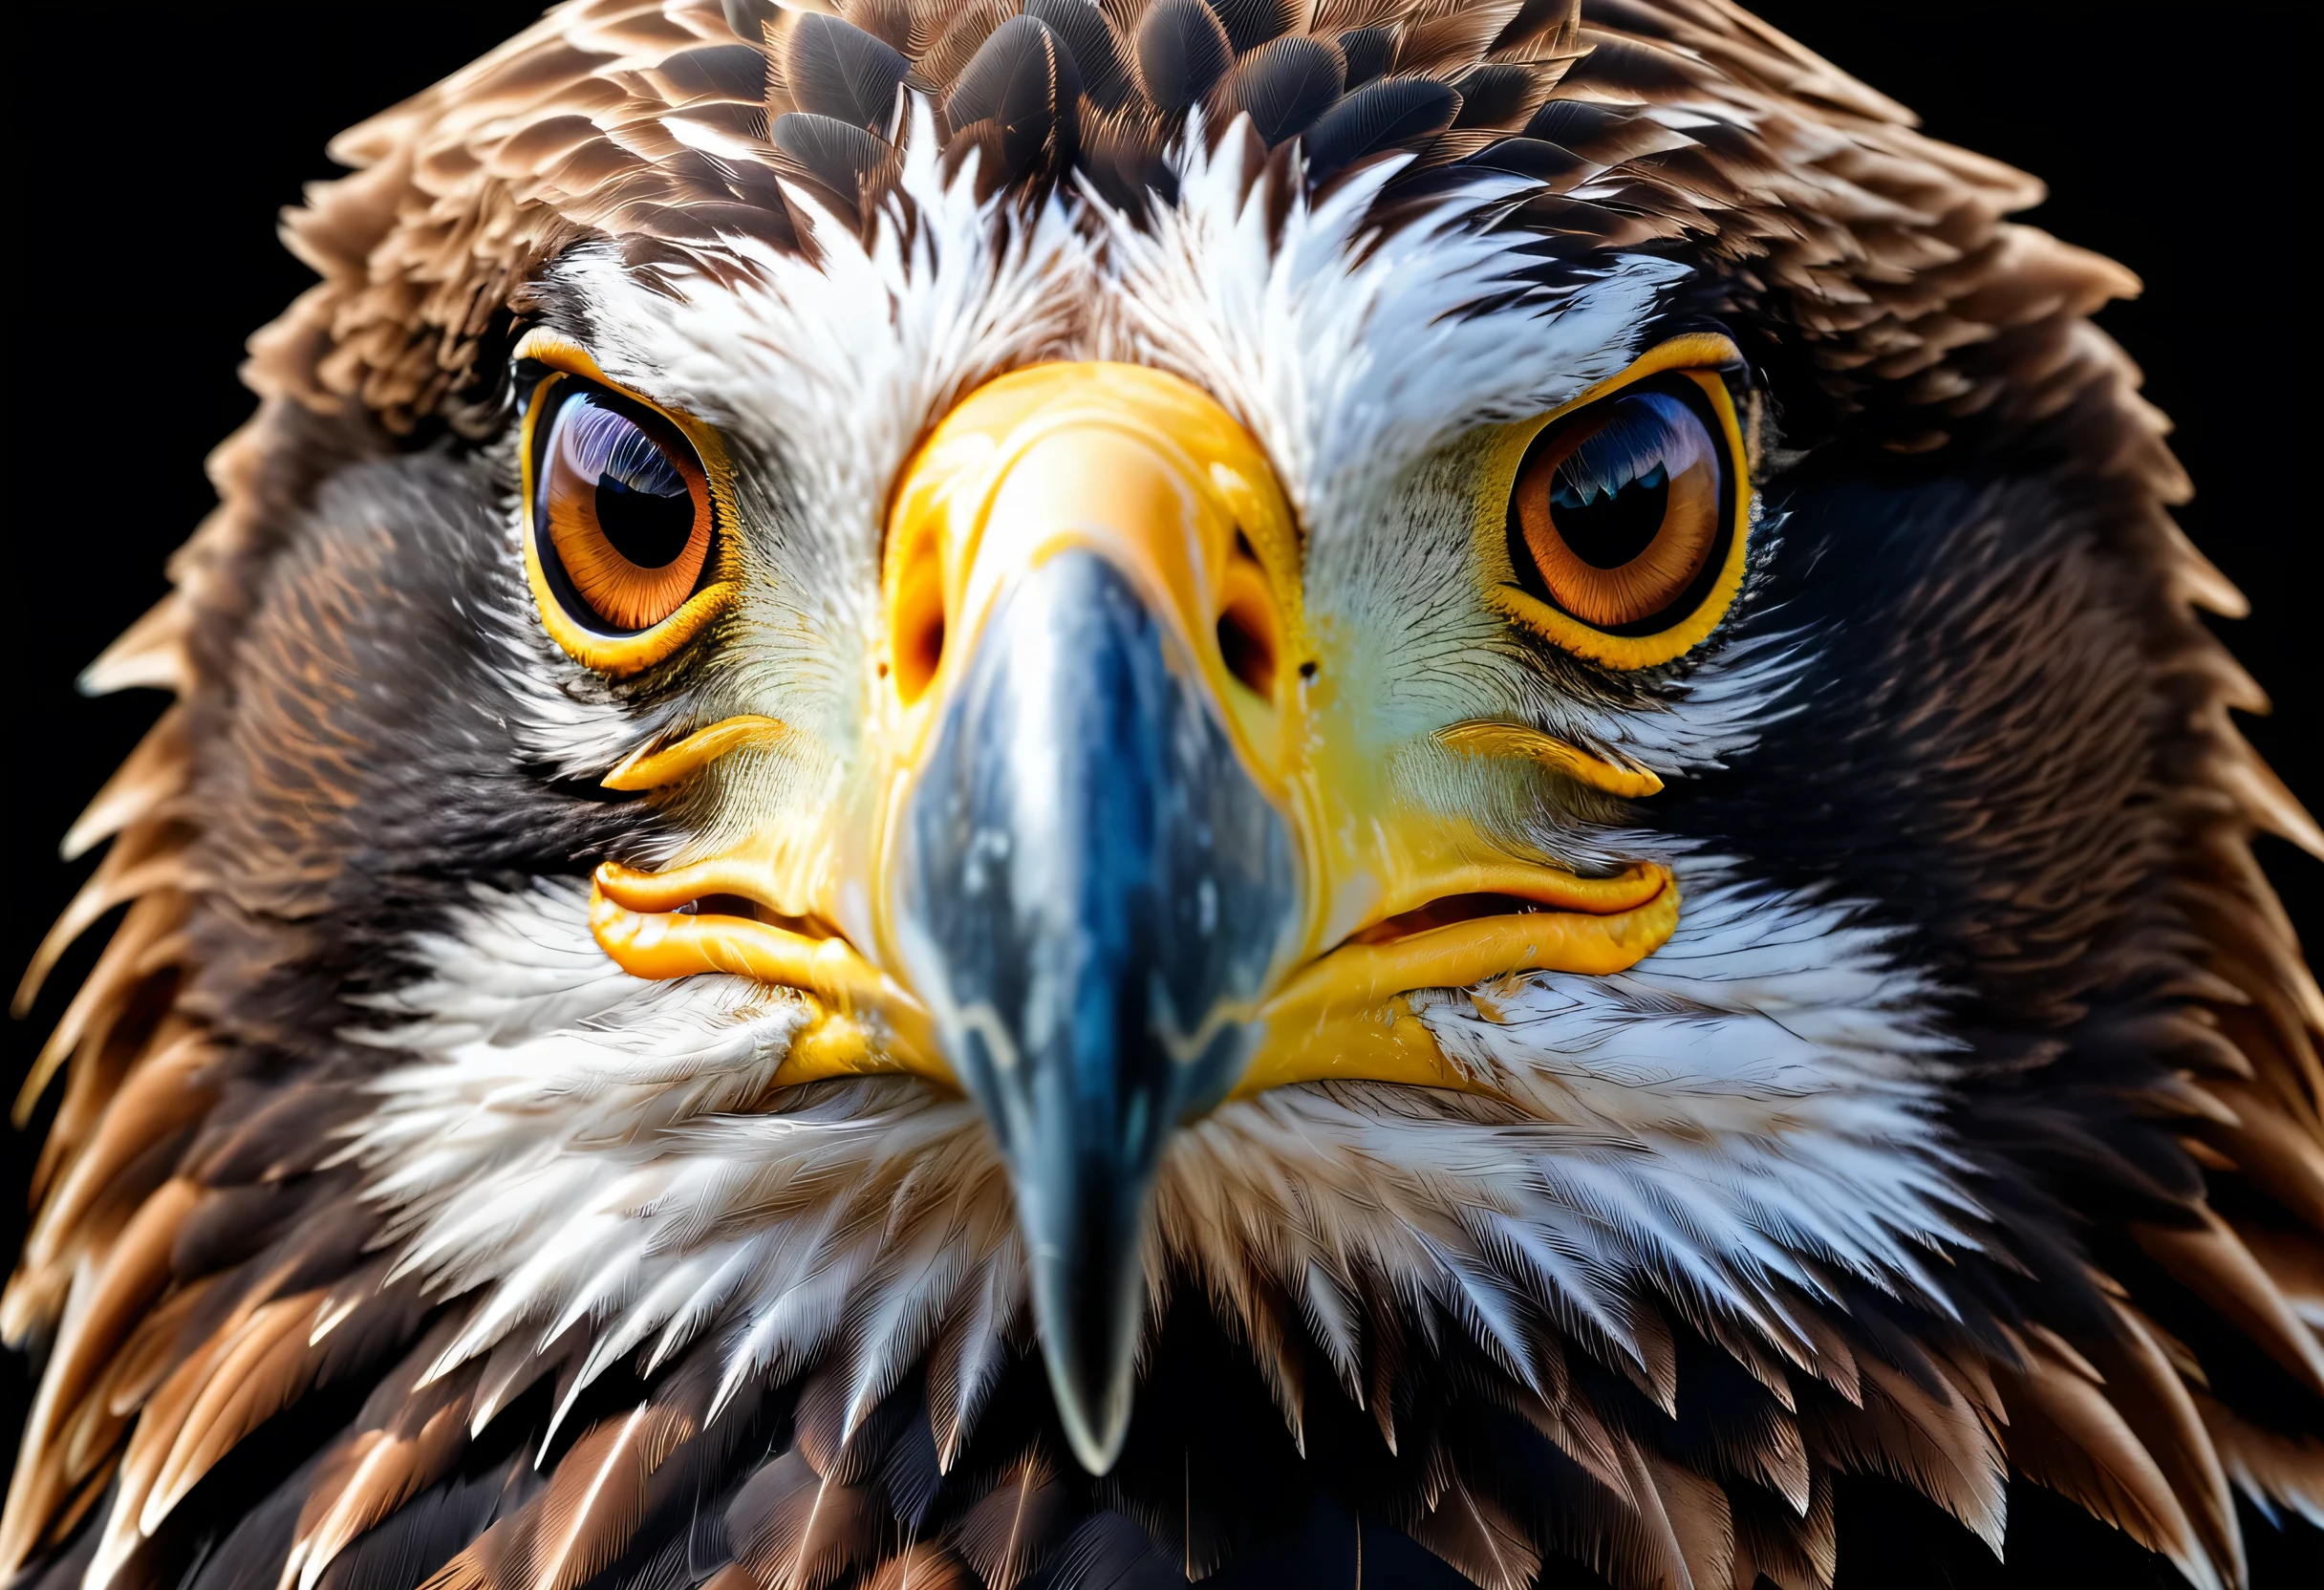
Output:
[{"xmin": 3, "ymin": 4, "xmax": 2315, "ymax": 1581}]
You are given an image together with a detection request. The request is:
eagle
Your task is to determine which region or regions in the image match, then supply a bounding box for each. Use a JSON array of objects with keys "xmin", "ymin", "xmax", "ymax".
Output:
[{"xmin": 4, "ymin": 1, "xmax": 2318, "ymax": 1587}]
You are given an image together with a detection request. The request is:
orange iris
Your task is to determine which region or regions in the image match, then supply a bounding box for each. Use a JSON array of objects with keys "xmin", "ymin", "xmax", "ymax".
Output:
[
  {"xmin": 1511, "ymin": 385, "xmax": 1725, "ymax": 633},
  {"xmin": 537, "ymin": 389, "xmax": 714, "ymax": 633}
]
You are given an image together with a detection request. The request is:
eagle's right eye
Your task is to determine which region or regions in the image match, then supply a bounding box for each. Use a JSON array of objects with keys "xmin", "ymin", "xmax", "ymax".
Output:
[
  {"xmin": 534, "ymin": 386, "xmax": 715, "ymax": 634},
  {"xmin": 1509, "ymin": 385, "xmax": 1725, "ymax": 634}
]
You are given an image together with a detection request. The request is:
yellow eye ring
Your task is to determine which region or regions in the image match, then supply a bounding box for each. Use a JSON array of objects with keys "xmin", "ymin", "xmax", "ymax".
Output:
[
  {"xmin": 1475, "ymin": 333, "xmax": 1753, "ymax": 671},
  {"xmin": 515, "ymin": 334, "xmax": 741, "ymax": 677}
]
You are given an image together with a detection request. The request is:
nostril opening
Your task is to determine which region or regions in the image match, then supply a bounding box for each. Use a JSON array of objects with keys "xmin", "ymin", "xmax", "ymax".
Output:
[
  {"xmin": 912, "ymin": 611, "xmax": 945, "ymax": 685},
  {"xmin": 1217, "ymin": 601, "xmax": 1276, "ymax": 699},
  {"xmin": 1218, "ymin": 527, "xmax": 1279, "ymax": 700},
  {"xmin": 892, "ymin": 560, "xmax": 948, "ymax": 702}
]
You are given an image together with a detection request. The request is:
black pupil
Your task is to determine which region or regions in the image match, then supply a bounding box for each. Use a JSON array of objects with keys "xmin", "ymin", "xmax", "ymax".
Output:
[
  {"xmin": 595, "ymin": 472, "xmax": 694, "ymax": 569},
  {"xmin": 1550, "ymin": 459, "xmax": 1668, "ymax": 569}
]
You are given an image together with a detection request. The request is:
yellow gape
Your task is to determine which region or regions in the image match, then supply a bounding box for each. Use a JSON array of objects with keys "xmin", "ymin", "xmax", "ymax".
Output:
[{"xmin": 573, "ymin": 356, "xmax": 1712, "ymax": 1105}]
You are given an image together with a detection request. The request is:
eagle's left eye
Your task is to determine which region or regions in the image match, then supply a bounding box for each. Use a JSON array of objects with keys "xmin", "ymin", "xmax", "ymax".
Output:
[
  {"xmin": 1510, "ymin": 386, "xmax": 1724, "ymax": 634},
  {"xmin": 518, "ymin": 368, "xmax": 737, "ymax": 676},
  {"xmin": 1485, "ymin": 349, "xmax": 1753, "ymax": 671},
  {"xmin": 535, "ymin": 387, "xmax": 714, "ymax": 634}
]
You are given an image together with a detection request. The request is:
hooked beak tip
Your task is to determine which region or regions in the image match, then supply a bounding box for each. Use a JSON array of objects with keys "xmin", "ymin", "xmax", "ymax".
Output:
[{"xmin": 1044, "ymin": 1322, "xmax": 1136, "ymax": 1475}]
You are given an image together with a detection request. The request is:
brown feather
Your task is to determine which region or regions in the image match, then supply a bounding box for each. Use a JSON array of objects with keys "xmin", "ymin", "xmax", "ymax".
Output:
[
  {"xmin": 1998, "ymin": 1325, "xmax": 2226, "ymax": 1590},
  {"xmin": 1727, "ymin": 1467, "xmax": 1835, "ymax": 1590},
  {"xmin": 522, "ymin": 1403, "xmax": 695, "ymax": 1590},
  {"xmin": 75, "ymin": 591, "xmax": 193, "ymax": 698},
  {"xmin": 923, "ymin": 1251, "xmax": 1019, "ymax": 1473},
  {"xmin": 12, "ymin": 1027, "xmax": 213, "ymax": 1327},
  {"xmin": 88, "ymin": 1287, "xmax": 321, "ymax": 1590},
  {"xmin": 1391, "ymin": 0, "xmax": 1524, "ymax": 77},
  {"xmin": 1405, "ymin": 1470, "xmax": 1543, "ymax": 1590},
  {"xmin": 726, "ymin": 1448, "xmax": 876, "ymax": 1590},
  {"xmin": 60, "ymin": 706, "xmax": 191, "ymax": 865},
  {"xmin": 2194, "ymin": 1077, "xmax": 2324, "ymax": 1229},
  {"xmin": 289, "ymin": 1399, "xmax": 476, "ymax": 1590},
  {"xmin": 1600, "ymin": 1432, "xmax": 1728, "ymax": 1590},
  {"xmin": 1800, "ymin": 1352, "xmax": 2006, "ymax": 1556},
  {"xmin": 13, "ymin": 819, "xmax": 190, "ymax": 1019},
  {"xmin": 2192, "ymin": 1389, "xmax": 2324, "ymax": 1530},
  {"xmin": 2077, "ymin": 1303, "xmax": 2246, "ymax": 1585},
  {"xmin": 1308, "ymin": 0, "xmax": 1408, "ymax": 35},
  {"xmin": 11, "ymin": 889, "xmax": 187, "ymax": 1139},
  {"xmin": 0, "ymin": 1178, "xmax": 198, "ymax": 1571},
  {"xmin": 144, "ymin": 1291, "xmax": 335, "ymax": 1531},
  {"xmin": 943, "ymin": 1452, "xmax": 1063, "ymax": 1590},
  {"xmin": 2134, "ymin": 1205, "xmax": 2324, "ymax": 1396},
  {"xmin": 859, "ymin": 1541, "xmax": 975, "ymax": 1590}
]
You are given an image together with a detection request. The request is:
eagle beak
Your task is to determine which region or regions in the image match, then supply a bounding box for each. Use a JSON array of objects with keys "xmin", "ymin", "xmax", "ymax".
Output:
[
  {"xmin": 892, "ymin": 548, "xmax": 1295, "ymax": 1471},
  {"xmin": 880, "ymin": 365, "xmax": 1302, "ymax": 1473}
]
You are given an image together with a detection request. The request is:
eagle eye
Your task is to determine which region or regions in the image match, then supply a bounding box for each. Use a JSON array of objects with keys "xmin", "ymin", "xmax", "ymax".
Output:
[
  {"xmin": 519, "ymin": 370, "xmax": 737, "ymax": 676},
  {"xmin": 536, "ymin": 385, "xmax": 713, "ymax": 633},
  {"xmin": 1510, "ymin": 383, "xmax": 1725, "ymax": 632},
  {"xmin": 1485, "ymin": 346, "xmax": 1753, "ymax": 671}
]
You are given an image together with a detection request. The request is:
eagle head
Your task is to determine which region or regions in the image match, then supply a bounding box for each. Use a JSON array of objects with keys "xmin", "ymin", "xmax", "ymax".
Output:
[{"xmin": 7, "ymin": 3, "xmax": 2319, "ymax": 1588}]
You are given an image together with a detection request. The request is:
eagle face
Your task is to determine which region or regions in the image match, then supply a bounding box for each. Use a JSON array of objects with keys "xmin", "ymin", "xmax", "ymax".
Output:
[
  {"xmin": 9, "ymin": 4, "xmax": 2319, "ymax": 1590},
  {"xmin": 441, "ymin": 165, "xmax": 1811, "ymax": 1476}
]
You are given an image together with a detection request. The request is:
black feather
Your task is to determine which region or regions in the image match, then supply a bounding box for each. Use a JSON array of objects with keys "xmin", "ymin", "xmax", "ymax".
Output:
[
  {"xmin": 1521, "ymin": 97, "xmax": 1665, "ymax": 164},
  {"xmin": 168, "ymin": 1177, "xmax": 314, "ymax": 1276},
  {"xmin": 770, "ymin": 112, "xmax": 894, "ymax": 202},
  {"xmin": 719, "ymin": 0, "xmax": 775, "ymax": 44},
  {"xmin": 1301, "ymin": 75, "xmax": 1458, "ymax": 182},
  {"xmin": 1217, "ymin": 35, "xmax": 1345, "ymax": 146},
  {"xmin": 784, "ymin": 14, "xmax": 909, "ymax": 131},
  {"xmin": 1204, "ymin": 0, "xmax": 1300, "ymax": 54},
  {"xmin": 1024, "ymin": 0, "xmax": 1131, "ymax": 110},
  {"xmin": 654, "ymin": 43, "xmax": 769, "ymax": 103},
  {"xmin": 946, "ymin": 15, "xmax": 1085, "ymax": 181},
  {"xmin": 1334, "ymin": 26, "xmax": 1393, "ymax": 89},
  {"xmin": 183, "ymin": 1453, "xmax": 325, "ymax": 1590},
  {"xmin": 312, "ymin": 1465, "xmax": 529, "ymax": 1590},
  {"xmin": 612, "ymin": 1534, "xmax": 690, "ymax": 1590},
  {"xmin": 1025, "ymin": 1513, "xmax": 1176, "ymax": 1590},
  {"xmin": 1448, "ymin": 62, "xmax": 1536, "ymax": 128},
  {"xmin": 1461, "ymin": 134, "xmax": 1592, "ymax": 187},
  {"xmin": 1133, "ymin": 0, "xmax": 1233, "ymax": 114},
  {"xmin": 872, "ymin": 1387, "xmax": 946, "ymax": 1532},
  {"xmin": 24, "ymin": 1495, "xmax": 102, "ymax": 1590}
]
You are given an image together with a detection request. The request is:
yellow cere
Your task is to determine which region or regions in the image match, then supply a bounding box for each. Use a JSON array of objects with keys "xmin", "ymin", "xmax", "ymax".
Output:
[{"xmin": 876, "ymin": 361, "xmax": 1307, "ymax": 794}]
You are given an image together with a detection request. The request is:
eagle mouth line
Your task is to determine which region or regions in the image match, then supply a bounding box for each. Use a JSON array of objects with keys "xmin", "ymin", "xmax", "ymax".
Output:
[{"xmin": 587, "ymin": 858, "xmax": 1677, "ymax": 1100}]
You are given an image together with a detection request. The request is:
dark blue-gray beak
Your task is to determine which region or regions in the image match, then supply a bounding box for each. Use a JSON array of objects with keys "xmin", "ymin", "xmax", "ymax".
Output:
[{"xmin": 891, "ymin": 548, "xmax": 1298, "ymax": 1472}]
